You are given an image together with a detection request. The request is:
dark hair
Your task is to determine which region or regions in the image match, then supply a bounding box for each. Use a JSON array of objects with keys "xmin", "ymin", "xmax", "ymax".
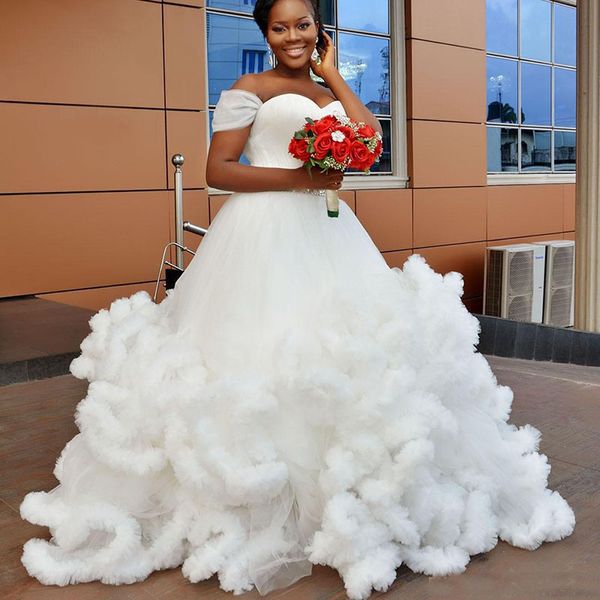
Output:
[{"xmin": 253, "ymin": 0, "xmax": 325, "ymax": 49}]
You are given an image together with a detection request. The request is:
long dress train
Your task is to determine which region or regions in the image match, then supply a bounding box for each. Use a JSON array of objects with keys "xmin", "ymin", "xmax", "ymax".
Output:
[{"xmin": 20, "ymin": 89, "xmax": 575, "ymax": 600}]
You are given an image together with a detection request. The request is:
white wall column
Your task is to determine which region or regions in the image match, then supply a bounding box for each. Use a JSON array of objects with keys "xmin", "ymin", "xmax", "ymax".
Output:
[{"xmin": 575, "ymin": 0, "xmax": 600, "ymax": 332}]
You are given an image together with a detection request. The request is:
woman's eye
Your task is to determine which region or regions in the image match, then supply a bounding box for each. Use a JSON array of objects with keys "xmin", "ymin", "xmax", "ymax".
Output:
[{"xmin": 299, "ymin": 23, "xmax": 309, "ymax": 29}]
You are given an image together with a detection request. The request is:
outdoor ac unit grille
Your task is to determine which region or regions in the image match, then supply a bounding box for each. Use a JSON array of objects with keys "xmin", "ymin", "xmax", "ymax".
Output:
[
  {"xmin": 550, "ymin": 287, "xmax": 572, "ymax": 326},
  {"xmin": 507, "ymin": 295, "xmax": 533, "ymax": 321},
  {"xmin": 508, "ymin": 251, "xmax": 534, "ymax": 295},
  {"xmin": 551, "ymin": 246, "xmax": 575, "ymax": 287},
  {"xmin": 485, "ymin": 249, "xmax": 503, "ymax": 317}
]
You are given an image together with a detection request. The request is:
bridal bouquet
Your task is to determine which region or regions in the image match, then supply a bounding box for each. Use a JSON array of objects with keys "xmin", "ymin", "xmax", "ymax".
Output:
[{"xmin": 288, "ymin": 114, "xmax": 383, "ymax": 217}]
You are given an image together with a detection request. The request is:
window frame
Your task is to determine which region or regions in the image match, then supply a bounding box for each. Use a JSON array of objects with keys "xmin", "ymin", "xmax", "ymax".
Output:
[
  {"xmin": 487, "ymin": 0, "xmax": 577, "ymax": 186},
  {"xmin": 203, "ymin": 0, "xmax": 408, "ymax": 195}
]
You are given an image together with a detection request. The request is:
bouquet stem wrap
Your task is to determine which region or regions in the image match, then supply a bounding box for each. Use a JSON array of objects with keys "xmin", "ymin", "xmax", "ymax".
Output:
[{"xmin": 326, "ymin": 189, "xmax": 340, "ymax": 218}]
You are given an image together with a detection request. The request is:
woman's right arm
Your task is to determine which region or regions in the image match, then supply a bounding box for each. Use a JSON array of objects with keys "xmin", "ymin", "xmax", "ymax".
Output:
[{"xmin": 205, "ymin": 127, "xmax": 343, "ymax": 193}]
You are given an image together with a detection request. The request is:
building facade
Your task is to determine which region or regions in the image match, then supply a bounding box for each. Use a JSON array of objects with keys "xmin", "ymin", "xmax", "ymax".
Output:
[{"xmin": 0, "ymin": 0, "xmax": 577, "ymax": 315}]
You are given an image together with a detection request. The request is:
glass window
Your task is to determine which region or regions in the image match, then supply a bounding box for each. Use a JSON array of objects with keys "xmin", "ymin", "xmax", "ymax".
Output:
[
  {"xmin": 206, "ymin": 0, "xmax": 395, "ymax": 178},
  {"xmin": 554, "ymin": 130, "xmax": 576, "ymax": 171},
  {"xmin": 554, "ymin": 67, "xmax": 576, "ymax": 128},
  {"xmin": 338, "ymin": 33, "xmax": 390, "ymax": 115},
  {"xmin": 486, "ymin": 0, "xmax": 517, "ymax": 56},
  {"xmin": 487, "ymin": 127, "xmax": 518, "ymax": 172},
  {"xmin": 206, "ymin": 13, "xmax": 268, "ymax": 105},
  {"xmin": 554, "ymin": 3, "xmax": 576, "ymax": 66},
  {"xmin": 337, "ymin": 0, "xmax": 389, "ymax": 34},
  {"xmin": 487, "ymin": 57, "xmax": 518, "ymax": 123},
  {"xmin": 520, "ymin": 0, "xmax": 551, "ymax": 62},
  {"xmin": 521, "ymin": 129, "xmax": 551, "ymax": 171},
  {"xmin": 521, "ymin": 62, "xmax": 551, "ymax": 125},
  {"xmin": 486, "ymin": 0, "xmax": 576, "ymax": 174}
]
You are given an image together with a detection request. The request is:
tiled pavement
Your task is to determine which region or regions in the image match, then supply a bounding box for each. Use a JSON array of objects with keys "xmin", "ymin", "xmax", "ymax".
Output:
[{"xmin": 0, "ymin": 356, "xmax": 598, "ymax": 599}]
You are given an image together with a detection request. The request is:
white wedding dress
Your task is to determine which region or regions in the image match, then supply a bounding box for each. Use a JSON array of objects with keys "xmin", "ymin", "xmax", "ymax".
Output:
[{"xmin": 20, "ymin": 89, "xmax": 575, "ymax": 600}]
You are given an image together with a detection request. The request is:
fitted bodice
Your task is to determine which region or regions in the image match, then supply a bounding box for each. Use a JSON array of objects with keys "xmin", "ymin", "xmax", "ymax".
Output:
[{"xmin": 242, "ymin": 93, "xmax": 346, "ymax": 168}]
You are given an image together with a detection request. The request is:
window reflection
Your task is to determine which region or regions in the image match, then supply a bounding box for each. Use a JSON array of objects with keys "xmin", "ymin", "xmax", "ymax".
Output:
[
  {"xmin": 520, "ymin": 0, "xmax": 551, "ymax": 62},
  {"xmin": 554, "ymin": 3, "xmax": 576, "ymax": 66},
  {"xmin": 338, "ymin": 33, "xmax": 390, "ymax": 115},
  {"xmin": 487, "ymin": 127, "xmax": 518, "ymax": 172},
  {"xmin": 521, "ymin": 129, "xmax": 551, "ymax": 171},
  {"xmin": 206, "ymin": 0, "xmax": 256, "ymax": 14},
  {"xmin": 207, "ymin": 13, "xmax": 268, "ymax": 105},
  {"xmin": 318, "ymin": 0, "xmax": 335, "ymax": 26},
  {"xmin": 486, "ymin": 0, "xmax": 517, "ymax": 56},
  {"xmin": 338, "ymin": 0, "xmax": 389, "ymax": 34},
  {"xmin": 487, "ymin": 57, "xmax": 518, "ymax": 123},
  {"xmin": 521, "ymin": 62, "xmax": 551, "ymax": 126},
  {"xmin": 554, "ymin": 131, "xmax": 576, "ymax": 171},
  {"xmin": 554, "ymin": 67, "xmax": 576, "ymax": 128}
]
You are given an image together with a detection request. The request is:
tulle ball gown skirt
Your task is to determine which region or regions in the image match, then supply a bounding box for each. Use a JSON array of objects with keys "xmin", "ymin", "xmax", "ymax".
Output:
[{"xmin": 20, "ymin": 190, "xmax": 575, "ymax": 600}]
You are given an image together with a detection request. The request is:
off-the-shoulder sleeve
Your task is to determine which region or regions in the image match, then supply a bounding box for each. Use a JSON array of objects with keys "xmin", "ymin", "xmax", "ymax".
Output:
[{"xmin": 212, "ymin": 88, "xmax": 263, "ymax": 132}]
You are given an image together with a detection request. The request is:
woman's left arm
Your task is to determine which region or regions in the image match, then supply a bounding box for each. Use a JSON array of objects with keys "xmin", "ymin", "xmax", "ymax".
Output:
[{"xmin": 311, "ymin": 31, "xmax": 383, "ymax": 136}]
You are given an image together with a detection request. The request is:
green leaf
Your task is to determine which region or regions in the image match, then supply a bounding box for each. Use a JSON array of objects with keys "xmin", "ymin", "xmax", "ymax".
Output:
[{"xmin": 305, "ymin": 117, "xmax": 315, "ymax": 125}]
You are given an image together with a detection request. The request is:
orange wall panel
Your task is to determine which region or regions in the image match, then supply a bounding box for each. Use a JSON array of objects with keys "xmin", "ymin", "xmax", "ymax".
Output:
[
  {"xmin": 209, "ymin": 194, "xmax": 230, "ymax": 221},
  {"xmin": 38, "ymin": 281, "xmax": 166, "ymax": 312},
  {"xmin": 408, "ymin": 0, "xmax": 486, "ymax": 49},
  {"xmin": 0, "ymin": 103, "xmax": 166, "ymax": 194},
  {"xmin": 487, "ymin": 184, "xmax": 564, "ymax": 240},
  {"xmin": 410, "ymin": 121, "xmax": 487, "ymax": 188},
  {"xmin": 355, "ymin": 189, "xmax": 413, "ymax": 252},
  {"xmin": 563, "ymin": 184, "xmax": 576, "ymax": 231},
  {"xmin": 0, "ymin": 0, "xmax": 164, "ymax": 107},
  {"xmin": 414, "ymin": 187, "xmax": 486, "ymax": 247},
  {"xmin": 416, "ymin": 242, "xmax": 486, "ymax": 299},
  {"xmin": 164, "ymin": 4, "xmax": 206, "ymax": 110},
  {"xmin": 383, "ymin": 250, "xmax": 413, "ymax": 269},
  {"xmin": 2, "ymin": 191, "xmax": 171, "ymax": 297},
  {"xmin": 409, "ymin": 40, "xmax": 486, "ymax": 123},
  {"xmin": 167, "ymin": 110, "xmax": 207, "ymax": 189},
  {"xmin": 340, "ymin": 189, "xmax": 356, "ymax": 213}
]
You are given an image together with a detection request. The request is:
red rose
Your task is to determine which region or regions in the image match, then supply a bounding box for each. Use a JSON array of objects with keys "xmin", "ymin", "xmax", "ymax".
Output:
[
  {"xmin": 313, "ymin": 114, "xmax": 338, "ymax": 135},
  {"xmin": 336, "ymin": 125, "xmax": 356, "ymax": 141},
  {"xmin": 357, "ymin": 124, "xmax": 376, "ymax": 139},
  {"xmin": 288, "ymin": 137, "xmax": 311, "ymax": 162},
  {"xmin": 331, "ymin": 137, "xmax": 352, "ymax": 163},
  {"xmin": 349, "ymin": 140, "xmax": 372, "ymax": 170},
  {"xmin": 313, "ymin": 132, "xmax": 333, "ymax": 159},
  {"xmin": 374, "ymin": 138, "xmax": 383, "ymax": 158}
]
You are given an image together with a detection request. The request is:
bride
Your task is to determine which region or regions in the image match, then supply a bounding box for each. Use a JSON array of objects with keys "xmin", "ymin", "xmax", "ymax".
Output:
[{"xmin": 20, "ymin": 0, "xmax": 575, "ymax": 598}]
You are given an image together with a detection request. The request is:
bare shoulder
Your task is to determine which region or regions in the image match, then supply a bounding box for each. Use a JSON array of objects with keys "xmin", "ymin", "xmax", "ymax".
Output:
[
  {"xmin": 313, "ymin": 81, "xmax": 337, "ymax": 101},
  {"xmin": 230, "ymin": 73, "xmax": 262, "ymax": 95}
]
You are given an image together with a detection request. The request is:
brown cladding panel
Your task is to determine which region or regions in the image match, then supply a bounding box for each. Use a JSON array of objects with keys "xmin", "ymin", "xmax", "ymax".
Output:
[
  {"xmin": 382, "ymin": 250, "xmax": 413, "ymax": 269},
  {"xmin": 0, "ymin": 0, "xmax": 164, "ymax": 107},
  {"xmin": 164, "ymin": 4, "xmax": 206, "ymax": 110},
  {"xmin": 166, "ymin": 110, "xmax": 207, "ymax": 189},
  {"xmin": 414, "ymin": 187, "xmax": 486, "ymax": 248},
  {"xmin": 487, "ymin": 184, "xmax": 564, "ymax": 240},
  {"xmin": 0, "ymin": 104, "xmax": 166, "ymax": 194},
  {"xmin": 416, "ymin": 242, "xmax": 486, "ymax": 299},
  {"xmin": 408, "ymin": 0, "xmax": 486, "ymax": 49},
  {"xmin": 563, "ymin": 184, "xmax": 576, "ymax": 231},
  {"xmin": 410, "ymin": 121, "xmax": 487, "ymax": 188},
  {"xmin": 409, "ymin": 40, "xmax": 486, "ymax": 123},
  {"xmin": 1, "ymin": 191, "xmax": 171, "ymax": 297},
  {"xmin": 355, "ymin": 189, "xmax": 413, "ymax": 252},
  {"xmin": 38, "ymin": 282, "xmax": 166, "ymax": 312}
]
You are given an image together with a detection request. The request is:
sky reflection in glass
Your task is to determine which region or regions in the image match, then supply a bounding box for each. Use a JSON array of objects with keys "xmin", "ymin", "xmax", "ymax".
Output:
[
  {"xmin": 520, "ymin": 0, "xmax": 551, "ymax": 62},
  {"xmin": 486, "ymin": 0, "xmax": 517, "ymax": 56},
  {"xmin": 521, "ymin": 62, "xmax": 551, "ymax": 125}
]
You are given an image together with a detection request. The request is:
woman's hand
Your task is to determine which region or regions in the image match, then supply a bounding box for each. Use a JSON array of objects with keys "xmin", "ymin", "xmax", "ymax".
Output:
[
  {"xmin": 292, "ymin": 166, "xmax": 344, "ymax": 191},
  {"xmin": 310, "ymin": 30, "xmax": 337, "ymax": 81}
]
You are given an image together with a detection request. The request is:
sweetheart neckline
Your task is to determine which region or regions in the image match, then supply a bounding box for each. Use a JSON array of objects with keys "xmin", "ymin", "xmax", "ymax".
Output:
[{"xmin": 256, "ymin": 92, "xmax": 343, "ymax": 112}]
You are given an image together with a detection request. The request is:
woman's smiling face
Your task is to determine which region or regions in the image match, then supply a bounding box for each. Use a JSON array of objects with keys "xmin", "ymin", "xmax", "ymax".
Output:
[{"xmin": 266, "ymin": 0, "xmax": 319, "ymax": 69}]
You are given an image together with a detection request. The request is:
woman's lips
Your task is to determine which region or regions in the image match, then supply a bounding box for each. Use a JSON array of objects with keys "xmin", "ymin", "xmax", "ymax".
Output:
[{"xmin": 283, "ymin": 46, "xmax": 307, "ymax": 58}]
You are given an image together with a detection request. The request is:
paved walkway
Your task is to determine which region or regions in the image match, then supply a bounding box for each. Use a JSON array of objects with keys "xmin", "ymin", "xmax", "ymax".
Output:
[{"xmin": 1, "ymin": 356, "xmax": 598, "ymax": 599}]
